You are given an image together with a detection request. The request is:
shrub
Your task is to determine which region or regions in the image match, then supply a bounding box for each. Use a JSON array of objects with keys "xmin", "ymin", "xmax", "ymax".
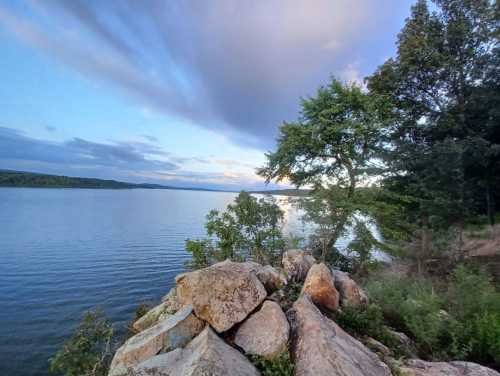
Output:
[
  {"xmin": 249, "ymin": 351, "xmax": 294, "ymax": 376},
  {"xmin": 185, "ymin": 191, "xmax": 285, "ymax": 269},
  {"xmin": 126, "ymin": 302, "xmax": 151, "ymax": 336},
  {"xmin": 49, "ymin": 310, "xmax": 114, "ymax": 376},
  {"xmin": 365, "ymin": 266, "xmax": 500, "ymax": 365},
  {"xmin": 331, "ymin": 304, "xmax": 399, "ymax": 350}
]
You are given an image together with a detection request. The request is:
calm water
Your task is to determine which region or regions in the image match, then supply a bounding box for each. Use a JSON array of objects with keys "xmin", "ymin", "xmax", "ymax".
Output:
[{"xmin": 0, "ymin": 188, "xmax": 307, "ymax": 376}]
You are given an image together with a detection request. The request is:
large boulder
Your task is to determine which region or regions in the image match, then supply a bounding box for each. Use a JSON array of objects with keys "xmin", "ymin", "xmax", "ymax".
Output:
[
  {"xmin": 288, "ymin": 294, "xmax": 391, "ymax": 376},
  {"xmin": 132, "ymin": 288, "xmax": 181, "ymax": 332},
  {"xmin": 235, "ymin": 300, "xmax": 289, "ymax": 359},
  {"xmin": 256, "ymin": 265, "xmax": 287, "ymax": 293},
  {"xmin": 282, "ymin": 249, "xmax": 316, "ymax": 282},
  {"xmin": 175, "ymin": 260, "xmax": 267, "ymax": 332},
  {"xmin": 301, "ymin": 263, "xmax": 339, "ymax": 311},
  {"xmin": 400, "ymin": 359, "xmax": 500, "ymax": 376},
  {"xmin": 332, "ymin": 269, "xmax": 369, "ymax": 307},
  {"xmin": 108, "ymin": 305, "xmax": 205, "ymax": 376},
  {"xmin": 130, "ymin": 326, "xmax": 260, "ymax": 376}
]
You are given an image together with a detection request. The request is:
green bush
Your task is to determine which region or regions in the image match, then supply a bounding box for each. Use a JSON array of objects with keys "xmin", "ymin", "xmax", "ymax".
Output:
[
  {"xmin": 365, "ymin": 266, "xmax": 500, "ymax": 365},
  {"xmin": 185, "ymin": 191, "xmax": 285, "ymax": 269},
  {"xmin": 249, "ymin": 351, "xmax": 294, "ymax": 376},
  {"xmin": 49, "ymin": 310, "xmax": 114, "ymax": 376},
  {"xmin": 331, "ymin": 304, "xmax": 398, "ymax": 350}
]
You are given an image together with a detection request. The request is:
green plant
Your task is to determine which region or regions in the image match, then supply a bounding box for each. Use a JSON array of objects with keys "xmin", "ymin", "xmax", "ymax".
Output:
[
  {"xmin": 366, "ymin": 266, "xmax": 500, "ymax": 366},
  {"xmin": 185, "ymin": 192, "xmax": 285, "ymax": 269},
  {"xmin": 331, "ymin": 304, "xmax": 398, "ymax": 350},
  {"xmin": 127, "ymin": 301, "xmax": 151, "ymax": 336},
  {"xmin": 49, "ymin": 310, "xmax": 114, "ymax": 376},
  {"xmin": 185, "ymin": 239, "xmax": 214, "ymax": 270},
  {"xmin": 249, "ymin": 351, "xmax": 294, "ymax": 376},
  {"xmin": 275, "ymin": 281, "xmax": 304, "ymax": 312}
]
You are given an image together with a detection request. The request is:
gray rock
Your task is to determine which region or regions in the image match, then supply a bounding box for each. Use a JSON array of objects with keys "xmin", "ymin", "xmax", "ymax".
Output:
[
  {"xmin": 282, "ymin": 249, "xmax": 316, "ymax": 282},
  {"xmin": 130, "ymin": 326, "xmax": 260, "ymax": 376},
  {"xmin": 289, "ymin": 294, "xmax": 391, "ymax": 376},
  {"xmin": 332, "ymin": 269, "xmax": 369, "ymax": 306},
  {"xmin": 175, "ymin": 260, "xmax": 267, "ymax": 332},
  {"xmin": 235, "ymin": 300, "xmax": 289, "ymax": 359},
  {"xmin": 400, "ymin": 359, "xmax": 500, "ymax": 376},
  {"xmin": 108, "ymin": 305, "xmax": 205, "ymax": 376},
  {"xmin": 256, "ymin": 265, "xmax": 287, "ymax": 293}
]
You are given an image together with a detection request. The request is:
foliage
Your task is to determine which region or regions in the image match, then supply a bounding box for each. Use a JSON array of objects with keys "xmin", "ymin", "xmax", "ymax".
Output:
[
  {"xmin": 275, "ymin": 281, "xmax": 304, "ymax": 312},
  {"xmin": 366, "ymin": 266, "xmax": 500, "ymax": 365},
  {"xmin": 258, "ymin": 79, "xmax": 385, "ymax": 195},
  {"xmin": 346, "ymin": 220, "xmax": 381, "ymax": 276},
  {"xmin": 249, "ymin": 351, "xmax": 294, "ymax": 376},
  {"xmin": 126, "ymin": 302, "xmax": 151, "ymax": 336},
  {"xmin": 331, "ymin": 304, "xmax": 399, "ymax": 350},
  {"xmin": 49, "ymin": 310, "xmax": 114, "ymax": 376},
  {"xmin": 367, "ymin": 0, "xmax": 500, "ymax": 267},
  {"xmin": 185, "ymin": 239, "xmax": 214, "ymax": 270},
  {"xmin": 185, "ymin": 191, "xmax": 285, "ymax": 268}
]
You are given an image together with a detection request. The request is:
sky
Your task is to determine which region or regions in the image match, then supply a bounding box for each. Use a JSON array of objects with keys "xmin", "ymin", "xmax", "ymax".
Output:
[{"xmin": 0, "ymin": 0, "xmax": 414, "ymax": 190}]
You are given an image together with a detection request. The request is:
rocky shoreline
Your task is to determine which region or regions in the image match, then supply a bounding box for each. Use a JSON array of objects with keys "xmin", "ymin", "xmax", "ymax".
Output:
[{"xmin": 108, "ymin": 250, "xmax": 499, "ymax": 376}]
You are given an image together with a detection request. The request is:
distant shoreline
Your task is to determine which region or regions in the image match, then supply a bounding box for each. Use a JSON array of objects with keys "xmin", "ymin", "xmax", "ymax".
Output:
[{"xmin": 0, "ymin": 169, "xmax": 308, "ymax": 196}]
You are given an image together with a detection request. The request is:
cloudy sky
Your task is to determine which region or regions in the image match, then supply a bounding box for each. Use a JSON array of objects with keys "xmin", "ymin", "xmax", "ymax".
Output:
[{"xmin": 0, "ymin": 0, "xmax": 414, "ymax": 190}]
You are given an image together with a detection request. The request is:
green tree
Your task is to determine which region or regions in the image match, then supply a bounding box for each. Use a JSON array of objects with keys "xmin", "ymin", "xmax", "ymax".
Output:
[
  {"xmin": 258, "ymin": 78, "xmax": 385, "ymax": 197},
  {"xmin": 367, "ymin": 0, "xmax": 499, "ymax": 269},
  {"xmin": 49, "ymin": 310, "xmax": 114, "ymax": 376},
  {"xmin": 258, "ymin": 79, "xmax": 387, "ymax": 265},
  {"xmin": 185, "ymin": 191, "xmax": 285, "ymax": 267}
]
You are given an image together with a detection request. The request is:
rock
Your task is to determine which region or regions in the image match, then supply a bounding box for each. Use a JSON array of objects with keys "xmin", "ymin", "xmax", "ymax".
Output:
[
  {"xmin": 400, "ymin": 359, "xmax": 500, "ymax": 376},
  {"xmin": 133, "ymin": 288, "xmax": 181, "ymax": 332},
  {"xmin": 108, "ymin": 305, "xmax": 205, "ymax": 376},
  {"xmin": 282, "ymin": 249, "xmax": 316, "ymax": 282},
  {"xmin": 235, "ymin": 300, "xmax": 289, "ymax": 359},
  {"xmin": 289, "ymin": 294, "xmax": 391, "ymax": 376},
  {"xmin": 301, "ymin": 263, "xmax": 339, "ymax": 311},
  {"xmin": 130, "ymin": 326, "xmax": 260, "ymax": 376},
  {"xmin": 364, "ymin": 337, "xmax": 392, "ymax": 357},
  {"xmin": 332, "ymin": 269, "xmax": 369, "ymax": 306},
  {"xmin": 176, "ymin": 260, "xmax": 263, "ymax": 306},
  {"xmin": 176, "ymin": 260, "xmax": 267, "ymax": 332},
  {"xmin": 256, "ymin": 265, "xmax": 287, "ymax": 293},
  {"xmin": 387, "ymin": 328, "xmax": 416, "ymax": 356}
]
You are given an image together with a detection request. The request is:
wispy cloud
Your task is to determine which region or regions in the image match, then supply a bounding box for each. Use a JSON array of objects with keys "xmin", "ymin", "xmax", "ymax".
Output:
[
  {"xmin": 0, "ymin": 126, "xmax": 177, "ymax": 172},
  {"xmin": 0, "ymin": 0, "xmax": 408, "ymax": 149}
]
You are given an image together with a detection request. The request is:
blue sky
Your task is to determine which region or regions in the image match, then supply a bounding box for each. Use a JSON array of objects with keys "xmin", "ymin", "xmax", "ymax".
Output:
[{"xmin": 0, "ymin": 0, "xmax": 414, "ymax": 190}]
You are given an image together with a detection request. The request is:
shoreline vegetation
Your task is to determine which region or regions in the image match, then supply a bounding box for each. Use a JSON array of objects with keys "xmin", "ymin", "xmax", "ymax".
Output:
[{"xmin": 0, "ymin": 170, "xmax": 310, "ymax": 196}]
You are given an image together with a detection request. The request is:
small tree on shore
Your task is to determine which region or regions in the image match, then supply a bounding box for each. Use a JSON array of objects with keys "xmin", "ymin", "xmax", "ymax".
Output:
[{"xmin": 185, "ymin": 191, "xmax": 285, "ymax": 268}]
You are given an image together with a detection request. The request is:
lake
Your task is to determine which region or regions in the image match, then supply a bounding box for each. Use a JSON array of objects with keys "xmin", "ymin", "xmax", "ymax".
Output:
[{"xmin": 0, "ymin": 188, "xmax": 310, "ymax": 376}]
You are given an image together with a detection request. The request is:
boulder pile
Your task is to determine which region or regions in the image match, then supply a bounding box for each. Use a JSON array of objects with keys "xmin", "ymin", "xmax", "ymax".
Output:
[{"xmin": 108, "ymin": 249, "xmax": 500, "ymax": 376}]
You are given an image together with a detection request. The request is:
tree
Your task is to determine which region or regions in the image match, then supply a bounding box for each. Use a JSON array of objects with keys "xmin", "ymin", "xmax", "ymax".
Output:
[
  {"xmin": 258, "ymin": 78, "xmax": 385, "ymax": 197},
  {"xmin": 258, "ymin": 79, "xmax": 387, "ymax": 265},
  {"xmin": 367, "ymin": 0, "xmax": 500, "ymax": 269},
  {"xmin": 185, "ymin": 191, "xmax": 285, "ymax": 267},
  {"xmin": 49, "ymin": 310, "xmax": 114, "ymax": 376}
]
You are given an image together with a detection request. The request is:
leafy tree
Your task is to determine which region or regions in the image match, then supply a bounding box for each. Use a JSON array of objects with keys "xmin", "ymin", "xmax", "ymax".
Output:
[
  {"xmin": 258, "ymin": 79, "xmax": 388, "ymax": 266},
  {"xmin": 367, "ymin": 0, "xmax": 500, "ymax": 269},
  {"xmin": 49, "ymin": 310, "xmax": 114, "ymax": 376},
  {"xmin": 185, "ymin": 191, "xmax": 285, "ymax": 268},
  {"xmin": 258, "ymin": 78, "xmax": 385, "ymax": 196}
]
